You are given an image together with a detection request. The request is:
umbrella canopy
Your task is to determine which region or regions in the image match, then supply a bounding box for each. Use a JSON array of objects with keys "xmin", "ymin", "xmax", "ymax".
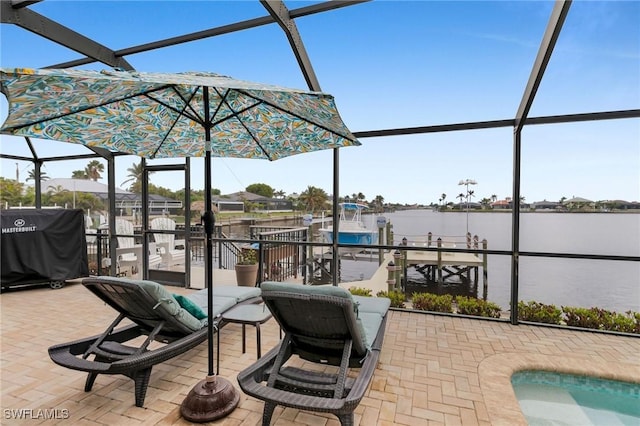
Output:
[
  {"xmin": 0, "ymin": 67, "xmax": 360, "ymax": 411},
  {"xmin": 0, "ymin": 68, "xmax": 359, "ymax": 158}
]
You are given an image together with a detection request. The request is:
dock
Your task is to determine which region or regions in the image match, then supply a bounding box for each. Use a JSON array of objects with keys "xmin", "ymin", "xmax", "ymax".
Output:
[
  {"xmin": 339, "ymin": 245, "xmax": 488, "ymax": 298},
  {"xmin": 404, "ymin": 249, "xmax": 483, "ymax": 283}
]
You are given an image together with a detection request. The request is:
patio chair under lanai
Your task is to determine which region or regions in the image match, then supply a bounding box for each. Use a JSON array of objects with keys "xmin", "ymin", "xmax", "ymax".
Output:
[
  {"xmin": 48, "ymin": 276, "xmax": 261, "ymax": 407},
  {"xmin": 238, "ymin": 282, "xmax": 390, "ymax": 426},
  {"xmin": 150, "ymin": 217, "xmax": 186, "ymax": 269}
]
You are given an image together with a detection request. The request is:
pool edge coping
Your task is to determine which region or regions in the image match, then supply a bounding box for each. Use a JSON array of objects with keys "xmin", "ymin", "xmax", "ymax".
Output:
[{"xmin": 478, "ymin": 352, "xmax": 640, "ymax": 425}]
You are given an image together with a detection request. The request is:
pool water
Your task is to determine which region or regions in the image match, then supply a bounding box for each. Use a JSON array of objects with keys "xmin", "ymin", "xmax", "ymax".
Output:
[{"xmin": 511, "ymin": 370, "xmax": 640, "ymax": 426}]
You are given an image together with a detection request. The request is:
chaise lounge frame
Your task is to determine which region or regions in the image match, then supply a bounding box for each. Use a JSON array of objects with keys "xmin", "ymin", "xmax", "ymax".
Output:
[
  {"xmin": 48, "ymin": 277, "xmax": 259, "ymax": 407},
  {"xmin": 237, "ymin": 282, "xmax": 389, "ymax": 426}
]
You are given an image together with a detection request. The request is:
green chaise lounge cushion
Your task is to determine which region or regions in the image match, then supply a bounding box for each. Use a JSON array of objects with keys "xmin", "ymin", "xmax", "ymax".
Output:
[
  {"xmin": 128, "ymin": 278, "xmax": 204, "ymax": 332},
  {"xmin": 259, "ymin": 282, "xmax": 389, "ymax": 351},
  {"xmin": 210, "ymin": 286, "xmax": 262, "ymax": 302},
  {"xmin": 88, "ymin": 277, "xmax": 205, "ymax": 332},
  {"xmin": 186, "ymin": 286, "xmax": 262, "ymax": 321},
  {"xmin": 352, "ymin": 295, "xmax": 391, "ymax": 317}
]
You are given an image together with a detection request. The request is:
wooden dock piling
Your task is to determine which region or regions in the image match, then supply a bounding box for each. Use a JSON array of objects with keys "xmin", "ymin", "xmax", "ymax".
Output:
[{"xmin": 386, "ymin": 260, "xmax": 396, "ymax": 292}]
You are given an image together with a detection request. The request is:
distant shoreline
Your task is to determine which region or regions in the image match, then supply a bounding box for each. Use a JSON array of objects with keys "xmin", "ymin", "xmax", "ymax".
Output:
[{"xmin": 430, "ymin": 209, "xmax": 640, "ymax": 214}]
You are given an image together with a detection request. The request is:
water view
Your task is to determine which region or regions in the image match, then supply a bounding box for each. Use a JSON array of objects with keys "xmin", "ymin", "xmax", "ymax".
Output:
[{"xmin": 339, "ymin": 210, "xmax": 640, "ymax": 313}]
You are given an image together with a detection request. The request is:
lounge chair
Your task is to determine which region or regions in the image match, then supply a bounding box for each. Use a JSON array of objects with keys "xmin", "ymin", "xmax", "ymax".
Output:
[
  {"xmin": 237, "ymin": 282, "xmax": 390, "ymax": 426},
  {"xmin": 150, "ymin": 217, "xmax": 186, "ymax": 268},
  {"xmin": 48, "ymin": 276, "xmax": 261, "ymax": 407}
]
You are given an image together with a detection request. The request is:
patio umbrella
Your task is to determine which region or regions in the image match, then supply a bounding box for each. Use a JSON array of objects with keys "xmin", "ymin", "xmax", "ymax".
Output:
[{"xmin": 0, "ymin": 67, "xmax": 360, "ymax": 420}]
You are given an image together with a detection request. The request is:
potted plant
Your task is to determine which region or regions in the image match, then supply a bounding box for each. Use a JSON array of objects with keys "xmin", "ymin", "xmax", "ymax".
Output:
[{"xmin": 235, "ymin": 248, "xmax": 259, "ymax": 287}]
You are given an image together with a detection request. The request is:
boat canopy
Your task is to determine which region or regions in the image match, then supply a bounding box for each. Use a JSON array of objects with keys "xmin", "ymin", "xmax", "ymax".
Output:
[{"xmin": 340, "ymin": 202, "xmax": 368, "ymax": 210}]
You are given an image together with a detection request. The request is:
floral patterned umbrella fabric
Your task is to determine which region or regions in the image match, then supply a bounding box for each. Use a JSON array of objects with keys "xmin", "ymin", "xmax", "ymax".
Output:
[{"xmin": 0, "ymin": 68, "xmax": 359, "ymax": 159}]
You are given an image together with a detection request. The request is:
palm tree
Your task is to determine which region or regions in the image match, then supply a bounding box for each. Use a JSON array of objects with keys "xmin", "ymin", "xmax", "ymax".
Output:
[
  {"xmin": 47, "ymin": 184, "xmax": 68, "ymax": 196},
  {"xmin": 26, "ymin": 169, "xmax": 49, "ymax": 182},
  {"xmin": 84, "ymin": 160, "xmax": 104, "ymax": 181},
  {"xmin": 298, "ymin": 186, "xmax": 329, "ymax": 213},
  {"xmin": 491, "ymin": 194, "xmax": 497, "ymax": 203},
  {"xmin": 467, "ymin": 190, "xmax": 475, "ymax": 208},
  {"xmin": 121, "ymin": 160, "xmax": 153, "ymax": 193},
  {"xmin": 71, "ymin": 170, "xmax": 88, "ymax": 179},
  {"xmin": 373, "ymin": 195, "xmax": 384, "ymax": 212},
  {"xmin": 356, "ymin": 192, "xmax": 366, "ymax": 204},
  {"xmin": 457, "ymin": 193, "xmax": 465, "ymax": 209}
]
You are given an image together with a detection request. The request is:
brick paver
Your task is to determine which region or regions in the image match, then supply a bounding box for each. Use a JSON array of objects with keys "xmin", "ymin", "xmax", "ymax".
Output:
[{"xmin": 1, "ymin": 284, "xmax": 638, "ymax": 425}]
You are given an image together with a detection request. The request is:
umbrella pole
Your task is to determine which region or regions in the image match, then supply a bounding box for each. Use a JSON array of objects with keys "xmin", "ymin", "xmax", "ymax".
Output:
[{"xmin": 180, "ymin": 91, "xmax": 239, "ymax": 422}]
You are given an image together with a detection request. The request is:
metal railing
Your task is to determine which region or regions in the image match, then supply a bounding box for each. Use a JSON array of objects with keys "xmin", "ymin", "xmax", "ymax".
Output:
[{"xmin": 252, "ymin": 226, "xmax": 308, "ymax": 282}]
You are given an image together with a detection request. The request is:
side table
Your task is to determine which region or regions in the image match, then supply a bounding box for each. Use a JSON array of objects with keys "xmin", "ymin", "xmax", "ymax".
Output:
[{"xmin": 219, "ymin": 303, "xmax": 273, "ymax": 359}]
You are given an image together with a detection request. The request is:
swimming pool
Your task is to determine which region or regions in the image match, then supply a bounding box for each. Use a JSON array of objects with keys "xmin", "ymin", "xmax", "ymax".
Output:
[{"xmin": 511, "ymin": 370, "xmax": 640, "ymax": 426}]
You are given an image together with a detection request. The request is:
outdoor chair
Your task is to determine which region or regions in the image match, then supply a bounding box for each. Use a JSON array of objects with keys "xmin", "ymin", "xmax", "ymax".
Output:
[
  {"xmin": 85, "ymin": 214, "xmax": 96, "ymax": 245},
  {"xmin": 48, "ymin": 276, "xmax": 261, "ymax": 407},
  {"xmin": 237, "ymin": 282, "xmax": 390, "ymax": 426},
  {"xmin": 150, "ymin": 217, "xmax": 186, "ymax": 269},
  {"xmin": 102, "ymin": 218, "xmax": 162, "ymax": 275}
]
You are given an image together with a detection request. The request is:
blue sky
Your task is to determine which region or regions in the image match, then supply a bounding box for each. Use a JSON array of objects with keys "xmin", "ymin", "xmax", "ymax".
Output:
[{"xmin": 1, "ymin": 1, "xmax": 638, "ymax": 205}]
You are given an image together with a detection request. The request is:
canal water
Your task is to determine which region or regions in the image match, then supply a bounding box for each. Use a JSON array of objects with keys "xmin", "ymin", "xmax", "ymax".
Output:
[{"xmin": 337, "ymin": 210, "xmax": 639, "ymax": 314}]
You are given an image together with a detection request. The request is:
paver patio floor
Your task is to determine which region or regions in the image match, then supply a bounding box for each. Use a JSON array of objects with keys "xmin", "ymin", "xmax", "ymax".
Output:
[{"xmin": 1, "ymin": 283, "xmax": 638, "ymax": 425}]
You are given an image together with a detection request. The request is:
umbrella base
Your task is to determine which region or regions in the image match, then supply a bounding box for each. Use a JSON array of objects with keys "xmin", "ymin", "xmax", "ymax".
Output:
[{"xmin": 180, "ymin": 375, "xmax": 240, "ymax": 422}]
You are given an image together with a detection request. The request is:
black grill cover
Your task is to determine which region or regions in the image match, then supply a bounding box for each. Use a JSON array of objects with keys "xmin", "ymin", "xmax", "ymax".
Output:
[{"xmin": 1, "ymin": 209, "xmax": 88, "ymax": 287}]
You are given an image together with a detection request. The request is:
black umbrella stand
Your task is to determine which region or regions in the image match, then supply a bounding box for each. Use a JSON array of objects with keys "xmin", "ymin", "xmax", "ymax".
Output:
[{"xmin": 181, "ymin": 93, "xmax": 240, "ymax": 421}]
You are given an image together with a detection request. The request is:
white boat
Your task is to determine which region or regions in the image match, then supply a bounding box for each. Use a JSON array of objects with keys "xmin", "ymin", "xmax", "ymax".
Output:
[{"xmin": 319, "ymin": 203, "xmax": 378, "ymax": 255}]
